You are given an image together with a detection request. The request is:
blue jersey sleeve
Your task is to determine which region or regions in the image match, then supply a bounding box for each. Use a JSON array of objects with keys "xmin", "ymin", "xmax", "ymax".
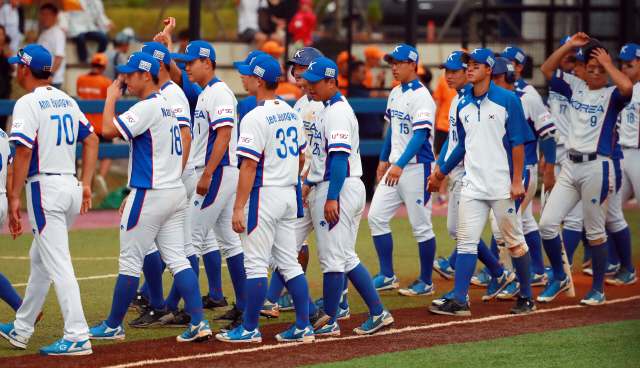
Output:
[
  {"xmin": 436, "ymin": 135, "xmax": 449, "ymax": 167},
  {"xmin": 541, "ymin": 136, "xmax": 556, "ymax": 164},
  {"xmin": 379, "ymin": 124, "xmax": 392, "ymax": 161},
  {"xmin": 395, "ymin": 129, "xmax": 427, "ymax": 169},
  {"xmin": 327, "ymin": 151, "xmax": 349, "ymax": 200},
  {"xmin": 506, "ymin": 94, "xmax": 535, "ymax": 147},
  {"xmin": 440, "ymin": 111, "xmax": 466, "ymax": 175},
  {"xmin": 238, "ymin": 96, "xmax": 258, "ymax": 124},
  {"xmin": 611, "ymin": 88, "xmax": 631, "ymax": 111},
  {"xmin": 548, "ymin": 70, "xmax": 573, "ymax": 101},
  {"xmin": 181, "ymin": 69, "xmax": 202, "ymax": 112}
]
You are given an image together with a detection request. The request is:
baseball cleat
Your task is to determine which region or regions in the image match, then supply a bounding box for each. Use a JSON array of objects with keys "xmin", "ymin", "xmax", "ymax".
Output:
[
  {"xmin": 130, "ymin": 290, "xmax": 150, "ymax": 314},
  {"xmin": 275, "ymin": 325, "xmax": 315, "ymax": 343},
  {"xmin": 216, "ymin": 325, "xmax": 262, "ymax": 343},
  {"xmin": 315, "ymin": 322, "xmax": 340, "ymax": 337},
  {"xmin": 39, "ymin": 338, "xmax": 92, "ymax": 356},
  {"xmin": 544, "ymin": 266, "xmax": 554, "ymax": 281},
  {"xmin": 129, "ymin": 304, "xmax": 174, "ymax": 328},
  {"xmin": 202, "ymin": 295, "xmax": 231, "ymax": 312},
  {"xmin": 219, "ymin": 316, "xmax": 243, "ymax": 333},
  {"xmin": 428, "ymin": 297, "xmax": 471, "ymax": 316},
  {"xmin": 510, "ymin": 295, "xmax": 536, "ymax": 314},
  {"xmin": 337, "ymin": 306, "xmax": 351, "ymax": 321},
  {"xmin": 177, "ymin": 320, "xmax": 212, "ymax": 342},
  {"xmin": 372, "ymin": 274, "xmax": 400, "ymax": 291},
  {"xmin": 213, "ymin": 303, "xmax": 243, "ymax": 323},
  {"xmin": 606, "ymin": 269, "xmax": 637, "ymax": 286},
  {"xmin": 537, "ymin": 277, "xmax": 571, "ymax": 303},
  {"xmin": 432, "ymin": 291, "xmax": 471, "ymax": 306},
  {"xmin": 260, "ymin": 300, "xmax": 279, "ymax": 318},
  {"xmin": 471, "ymin": 269, "xmax": 491, "ymax": 287},
  {"xmin": 314, "ymin": 297, "xmax": 324, "ymax": 309},
  {"xmin": 580, "ymin": 289, "xmax": 606, "ymax": 306},
  {"xmin": 530, "ymin": 272, "xmax": 548, "ymax": 287},
  {"xmin": 162, "ymin": 308, "xmax": 191, "ymax": 328},
  {"xmin": 278, "ymin": 291, "xmax": 295, "ymax": 311},
  {"xmin": 353, "ymin": 309, "xmax": 394, "ymax": 335},
  {"xmin": 88, "ymin": 321, "xmax": 125, "ymax": 340},
  {"xmin": 398, "ymin": 279, "xmax": 434, "ymax": 296},
  {"xmin": 496, "ymin": 281, "xmax": 520, "ymax": 300},
  {"xmin": 309, "ymin": 307, "xmax": 330, "ymax": 331},
  {"xmin": 433, "ymin": 256, "xmax": 455, "ymax": 280},
  {"xmin": 483, "ymin": 269, "xmax": 516, "ymax": 301},
  {"xmin": 0, "ymin": 323, "xmax": 29, "ymax": 350},
  {"xmin": 583, "ymin": 262, "xmax": 619, "ymax": 277}
]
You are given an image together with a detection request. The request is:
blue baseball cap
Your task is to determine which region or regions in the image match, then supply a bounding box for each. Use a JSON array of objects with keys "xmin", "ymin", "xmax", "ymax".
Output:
[
  {"xmin": 170, "ymin": 53, "xmax": 186, "ymax": 69},
  {"xmin": 175, "ymin": 40, "xmax": 216, "ymax": 62},
  {"xmin": 383, "ymin": 44, "xmax": 419, "ymax": 63},
  {"xmin": 461, "ymin": 47, "xmax": 496, "ymax": 67},
  {"xmin": 237, "ymin": 53, "xmax": 282, "ymax": 83},
  {"xmin": 141, "ymin": 42, "xmax": 172, "ymax": 65},
  {"xmin": 617, "ymin": 43, "xmax": 640, "ymax": 61},
  {"xmin": 115, "ymin": 51, "xmax": 160, "ymax": 76},
  {"xmin": 299, "ymin": 57, "xmax": 338, "ymax": 82},
  {"xmin": 287, "ymin": 47, "xmax": 325, "ymax": 66},
  {"xmin": 438, "ymin": 51, "xmax": 467, "ymax": 70},
  {"xmin": 492, "ymin": 56, "xmax": 516, "ymax": 83},
  {"xmin": 233, "ymin": 50, "xmax": 266, "ymax": 69},
  {"xmin": 501, "ymin": 45, "xmax": 526, "ymax": 66},
  {"xmin": 8, "ymin": 44, "xmax": 52, "ymax": 72},
  {"xmin": 559, "ymin": 35, "xmax": 580, "ymax": 52},
  {"xmin": 568, "ymin": 48, "xmax": 585, "ymax": 63}
]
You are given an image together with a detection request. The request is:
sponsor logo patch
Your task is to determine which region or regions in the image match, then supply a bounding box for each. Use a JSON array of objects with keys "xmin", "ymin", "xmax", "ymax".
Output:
[
  {"xmin": 416, "ymin": 109, "xmax": 432, "ymax": 121},
  {"xmin": 408, "ymin": 51, "xmax": 418, "ymax": 61},
  {"xmin": 199, "ymin": 48, "xmax": 210, "ymax": 57},
  {"xmin": 216, "ymin": 105, "xmax": 234, "ymax": 118},
  {"xmin": 330, "ymin": 130, "xmax": 350, "ymax": 143},
  {"xmin": 153, "ymin": 50, "xmax": 165, "ymax": 60},
  {"xmin": 239, "ymin": 133, "xmax": 254, "ymax": 146},
  {"xmin": 12, "ymin": 119, "xmax": 24, "ymax": 131},
  {"xmin": 325, "ymin": 67, "xmax": 335, "ymax": 77},
  {"xmin": 121, "ymin": 111, "xmax": 139, "ymax": 126},
  {"xmin": 254, "ymin": 65, "xmax": 265, "ymax": 77},
  {"xmin": 139, "ymin": 60, "xmax": 151, "ymax": 71}
]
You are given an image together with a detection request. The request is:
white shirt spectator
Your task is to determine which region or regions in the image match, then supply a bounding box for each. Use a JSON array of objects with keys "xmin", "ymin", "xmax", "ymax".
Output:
[
  {"xmin": 237, "ymin": 0, "xmax": 260, "ymax": 34},
  {"xmin": 59, "ymin": 0, "xmax": 111, "ymax": 37},
  {"xmin": 0, "ymin": 1, "xmax": 20, "ymax": 56},
  {"xmin": 38, "ymin": 25, "xmax": 66, "ymax": 85}
]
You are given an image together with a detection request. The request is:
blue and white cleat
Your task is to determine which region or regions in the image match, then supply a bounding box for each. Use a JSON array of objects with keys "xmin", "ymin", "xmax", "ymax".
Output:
[
  {"xmin": 88, "ymin": 321, "xmax": 125, "ymax": 340},
  {"xmin": 275, "ymin": 325, "xmax": 315, "ymax": 343},
  {"xmin": 39, "ymin": 338, "xmax": 92, "ymax": 355},
  {"xmin": 398, "ymin": 279, "xmax": 434, "ymax": 296},
  {"xmin": 314, "ymin": 297, "xmax": 324, "ymax": 309},
  {"xmin": 260, "ymin": 300, "xmax": 279, "ymax": 318},
  {"xmin": 545, "ymin": 266, "xmax": 554, "ymax": 281},
  {"xmin": 606, "ymin": 269, "xmax": 637, "ymax": 285},
  {"xmin": 0, "ymin": 323, "xmax": 29, "ymax": 350},
  {"xmin": 353, "ymin": 310, "xmax": 394, "ymax": 335},
  {"xmin": 483, "ymin": 269, "xmax": 516, "ymax": 301},
  {"xmin": 315, "ymin": 322, "xmax": 340, "ymax": 337},
  {"xmin": 372, "ymin": 273, "xmax": 400, "ymax": 291},
  {"xmin": 537, "ymin": 277, "xmax": 571, "ymax": 303},
  {"xmin": 584, "ymin": 262, "xmax": 619, "ymax": 277},
  {"xmin": 432, "ymin": 291, "xmax": 453, "ymax": 306},
  {"xmin": 471, "ymin": 269, "xmax": 491, "ymax": 287},
  {"xmin": 216, "ymin": 325, "xmax": 262, "ymax": 343},
  {"xmin": 496, "ymin": 281, "xmax": 520, "ymax": 300},
  {"xmin": 278, "ymin": 291, "xmax": 295, "ymax": 311},
  {"xmin": 433, "ymin": 256, "xmax": 455, "ymax": 280},
  {"xmin": 337, "ymin": 306, "xmax": 350, "ymax": 321},
  {"xmin": 580, "ymin": 289, "xmax": 606, "ymax": 306},
  {"xmin": 531, "ymin": 272, "xmax": 548, "ymax": 287},
  {"xmin": 177, "ymin": 320, "xmax": 212, "ymax": 342}
]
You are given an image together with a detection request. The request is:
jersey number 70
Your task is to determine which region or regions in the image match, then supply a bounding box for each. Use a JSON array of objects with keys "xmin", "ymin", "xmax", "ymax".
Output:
[{"xmin": 53, "ymin": 114, "xmax": 75, "ymax": 146}]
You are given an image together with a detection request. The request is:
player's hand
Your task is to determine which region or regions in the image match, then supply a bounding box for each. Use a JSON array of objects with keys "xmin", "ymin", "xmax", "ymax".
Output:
[
  {"xmin": 591, "ymin": 47, "xmax": 612, "ymax": 67},
  {"xmin": 8, "ymin": 196, "xmax": 22, "ymax": 239},
  {"xmin": 119, "ymin": 194, "xmax": 129, "ymax": 216},
  {"xmin": 162, "ymin": 17, "xmax": 176, "ymax": 36},
  {"xmin": 376, "ymin": 161, "xmax": 389, "ymax": 182},
  {"xmin": 324, "ymin": 199, "xmax": 339, "ymax": 224},
  {"xmin": 232, "ymin": 208, "xmax": 246, "ymax": 233},
  {"xmin": 542, "ymin": 172, "xmax": 556, "ymax": 195},
  {"xmin": 153, "ymin": 32, "xmax": 170, "ymax": 47},
  {"xmin": 510, "ymin": 182, "xmax": 526, "ymax": 201},
  {"xmin": 197, "ymin": 174, "xmax": 212, "ymax": 196},
  {"xmin": 569, "ymin": 32, "xmax": 589, "ymax": 48},
  {"xmin": 539, "ymin": 156, "xmax": 546, "ymax": 173},
  {"xmin": 80, "ymin": 186, "xmax": 92, "ymax": 215},
  {"xmin": 107, "ymin": 77, "xmax": 124, "ymax": 101},
  {"xmin": 384, "ymin": 165, "xmax": 402, "ymax": 187},
  {"xmin": 301, "ymin": 183, "xmax": 311, "ymax": 208},
  {"xmin": 426, "ymin": 167, "xmax": 443, "ymax": 192}
]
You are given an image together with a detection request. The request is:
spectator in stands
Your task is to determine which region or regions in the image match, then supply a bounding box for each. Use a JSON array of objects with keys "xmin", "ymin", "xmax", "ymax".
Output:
[
  {"xmin": 103, "ymin": 31, "xmax": 132, "ymax": 81},
  {"xmin": 76, "ymin": 52, "xmax": 111, "ymax": 196},
  {"xmin": 0, "ymin": 0, "xmax": 20, "ymax": 56},
  {"xmin": 337, "ymin": 50, "xmax": 354, "ymax": 95},
  {"xmin": 260, "ymin": 0, "xmax": 297, "ymax": 47},
  {"xmin": 430, "ymin": 72, "xmax": 457, "ymax": 209},
  {"xmin": 60, "ymin": 0, "xmax": 113, "ymax": 63},
  {"xmin": 0, "ymin": 24, "xmax": 12, "ymax": 131},
  {"xmin": 275, "ymin": 64, "xmax": 302, "ymax": 99},
  {"xmin": 262, "ymin": 39, "xmax": 285, "ymax": 61},
  {"xmin": 288, "ymin": 0, "xmax": 316, "ymax": 48},
  {"xmin": 175, "ymin": 28, "xmax": 190, "ymax": 54},
  {"xmin": 235, "ymin": 0, "xmax": 266, "ymax": 45},
  {"xmin": 37, "ymin": 4, "xmax": 65, "ymax": 89},
  {"xmin": 363, "ymin": 45, "xmax": 385, "ymax": 89},
  {"xmin": 418, "ymin": 63, "xmax": 432, "ymax": 93}
]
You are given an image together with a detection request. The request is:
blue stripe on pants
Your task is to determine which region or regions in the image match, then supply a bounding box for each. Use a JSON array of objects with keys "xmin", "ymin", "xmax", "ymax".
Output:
[
  {"xmin": 600, "ymin": 161, "xmax": 610, "ymax": 205},
  {"xmin": 30, "ymin": 182, "xmax": 46, "ymax": 233},
  {"xmin": 127, "ymin": 189, "xmax": 146, "ymax": 231}
]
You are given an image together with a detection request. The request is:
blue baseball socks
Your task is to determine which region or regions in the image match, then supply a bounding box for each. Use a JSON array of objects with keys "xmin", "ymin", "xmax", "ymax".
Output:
[
  {"xmin": 418, "ymin": 237, "xmax": 436, "ymax": 284},
  {"xmin": 373, "ymin": 233, "xmax": 394, "ymax": 278},
  {"xmin": 202, "ymin": 250, "xmax": 223, "ymax": 300},
  {"xmin": 0, "ymin": 273, "xmax": 22, "ymax": 311},
  {"xmin": 347, "ymin": 264, "xmax": 384, "ymax": 316}
]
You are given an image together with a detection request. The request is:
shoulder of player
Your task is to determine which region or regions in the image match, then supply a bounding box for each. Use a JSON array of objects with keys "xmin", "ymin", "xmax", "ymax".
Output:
[
  {"xmin": 487, "ymin": 85, "xmax": 521, "ymax": 109},
  {"xmin": 410, "ymin": 86, "xmax": 435, "ymax": 105}
]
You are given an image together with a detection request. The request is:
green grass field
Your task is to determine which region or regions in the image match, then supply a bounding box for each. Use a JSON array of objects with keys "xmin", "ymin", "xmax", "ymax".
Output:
[{"xmin": 0, "ymin": 210, "xmax": 639, "ymax": 360}]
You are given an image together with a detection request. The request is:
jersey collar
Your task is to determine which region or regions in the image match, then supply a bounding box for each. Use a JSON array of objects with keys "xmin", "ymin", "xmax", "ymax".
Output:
[
  {"xmin": 469, "ymin": 81, "xmax": 496, "ymax": 104},
  {"xmin": 160, "ymin": 81, "xmax": 173, "ymax": 91},
  {"xmin": 324, "ymin": 91, "xmax": 344, "ymax": 107},
  {"xmin": 145, "ymin": 93, "xmax": 161, "ymax": 100},
  {"xmin": 514, "ymin": 77, "xmax": 529, "ymax": 89},
  {"xmin": 401, "ymin": 77, "xmax": 422, "ymax": 93},
  {"xmin": 457, "ymin": 83, "xmax": 472, "ymax": 97},
  {"xmin": 207, "ymin": 77, "xmax": 221, "ymax": 87}
]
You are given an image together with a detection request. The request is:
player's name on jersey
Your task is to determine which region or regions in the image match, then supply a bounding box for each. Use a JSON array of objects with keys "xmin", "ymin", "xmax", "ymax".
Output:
[
  {"xmin": 38, "ymin": 97, "xmax": 76, "ymax": 110},
  {"xmin": 266, "ymin": 111, "xmax": 300, "ymax": 125},
  {"xmin": 161, "ymin": 107, "xmax": 176, "ymax": 118}
]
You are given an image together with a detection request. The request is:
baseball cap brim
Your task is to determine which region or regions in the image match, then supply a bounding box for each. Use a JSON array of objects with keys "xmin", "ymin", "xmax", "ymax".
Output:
[
  {"xmin": 237, "ymin": 64, "xmax": 253, "ymax": 76},
  {"xmin": 7, "ymin": 56, "xmax": 22, "ymax": 64},
  {"xmin": 299, "ymin": 71, "xmax": 325, "ymax": 82},
  {"xmin": 233, "ymin": 61, "xmax": 246, "ymax": 68},
  {"xmin": 617, "ymin": 54, "xmax": 636, "ymax": 61},
  {"xmin": 438, "ymin": 61, "xmax": 464, "ymax": 70},
  {"xmin": 175, "ymin": 54, "xmax": 200, "ymax": 62},
  {"xmin": 383, "ymin": 52, "xmax": 411, "ymax": 62},
  {"xmin": 115, "ymin": 64, "xmax": 140, "ymax": 74}
]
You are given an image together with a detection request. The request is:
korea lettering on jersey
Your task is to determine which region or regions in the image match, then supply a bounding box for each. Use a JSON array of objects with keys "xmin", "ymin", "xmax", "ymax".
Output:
[
  {"xmin": 306, "ymin": 92, "xmax": 363, "ymax": 183},
  {"xmin": 191, "ymin": 77, "xmax": 238, "ymax": 168},
  {"xmin": 10, "ymin": 87, "xmax": 94, "ymax": 176},
  {"xmin": 550, "ymin": 70, "xmax": 629, "ymax": 155},
  {"xmin": 516, "ymin": 90, "xmax": 556, "ymax": 165},
  {"xmin": 385, "ymin": 78, "xmax": 436, "ymax": 164},
  {"xmin": 293, "ymin": 95, "xmax": 324, "ymax": 173},
  {"xmin": 237, "ymin": 100, "xmax": 306, "ymax": 187},
  {"xmin": 455, "ymin": 82, "xmax": 533, "ymax": 200},
  {"xmin": 547, "ymin": 89, "xmax": 570, "ymax": 145},
  {"xmin": 618, "ymin": 82, "xmax": 640, "ymax": 148},
  {"xmin": 0, "ymin": 130, "xmax": 12, "ymax": 194},
  {"xmin": 444, "ymin": 84, "xmax": 471, "ymax": 164},
  {"xmin": 113, "ymin": 93, "xmax": 183, "ymax": 189}
]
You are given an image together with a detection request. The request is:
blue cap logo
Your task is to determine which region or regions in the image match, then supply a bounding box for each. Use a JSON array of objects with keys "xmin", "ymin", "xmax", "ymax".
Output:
[
  {"xmin": 8, "ymin": 44, "xmax": 52, "ymax": 72},
  {"xmin": 300, "ymin": 57, "xmax": 338, "ymax": 82},
  {"xmin": 501, "ymin": 46, "xmax": 526, "ymax": 65},
  {"xmin": 618, "ymin": 43, "xmax": 640, "ymax": 61},
  {"xmin": 461, "ymin": 47, "xmax": 495, "ymax": 67},
  {"xmin": 237, "ymin": 53, "xmax": 282, "ymax": 83},
  {"xmin": 176, "ymin": 40, "xmax": 216, "ymax": 62},
  {"xmin": 438, "ymin": 51, "xmax": 467, "ymax": 70},
  {"xmin": 384, "ymin": 44, "xmax": 419, "ymax": 63},
  {"xmin": 141, "ymin": 42, "xmax": 172, "ymax": 65},
  {"xmin": 115, "ymin": 51, "xmax": 160, "ymax": 76},
  {"xmin": 233, "ymin": 50, "xmax": 266, "ymax": 69}
]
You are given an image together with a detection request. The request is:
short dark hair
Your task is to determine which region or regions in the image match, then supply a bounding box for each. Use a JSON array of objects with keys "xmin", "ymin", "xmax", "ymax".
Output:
[
  {"xmin": 265, "ymin": 81, "xmax": 279, "ymax": 90},
  {"xmin": 137, "ymin": 70, "xmax": 159, "ymax": 84},
  {"xmin": 178, "ymin": 29, "xmax": 190, "ymax": 41},
  {"xmin": 349, "ymin": 60, "xmax": 365, "ymax": 77},
  {"xmin": 40, "ymin": 4, "xmax": 59, "ymax": 14},
  {"xmin": 162, "ymin": 62, "xmax": 171, "ymax": 72},
  {"xmin": 29, "ymin": 66, "xmax": 52, "ymax": 80}
]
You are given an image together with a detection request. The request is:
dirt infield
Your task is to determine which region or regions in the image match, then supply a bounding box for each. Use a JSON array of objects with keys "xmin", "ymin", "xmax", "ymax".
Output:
[{"xmin": 2, "ymin": 273, "xmax": 639, "ymax": 368}]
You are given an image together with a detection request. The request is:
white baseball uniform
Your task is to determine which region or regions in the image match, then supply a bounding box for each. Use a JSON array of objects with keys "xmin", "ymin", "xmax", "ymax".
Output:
[
  {"xmin": 369, "ymin": 78, "xmax": 437, "ymax": 242},
  {"xmin": 0, "ymin": 129, "xmax": 12, "ymax": 229},
  {"xmin": 606, "ymin": 136, "xmax": 628, "ymax": 233},
  {"xmin": 10, "ymin": 86, "xmax": 94, "ymax": 342},
  {"xmin": 237, "ymin": 99, "xmax": 307, "ymax": 281},
  {"xmin": 618, "ymin": 81, "xmax": 640, "ymax": 203},
  {"xmin": 307, "ymin": 92, "xmax": 365, "ymax": 273},
  {"xmin": 515, "ymin": 78, "xmax": 543, "ymax": 104}
]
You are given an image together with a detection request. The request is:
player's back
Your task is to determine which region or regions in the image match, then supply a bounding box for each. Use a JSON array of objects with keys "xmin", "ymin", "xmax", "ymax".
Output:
[
  {"xmin": 619, "ymin": 82, "xmax": 640, "ymax": 148},
  {"xmin": 0, "ymin": 128, "xmax": 11, "ymax": 194},
  {"xmin": 10, "ymin": 86, "xmax": 93, "ymax": 177},
  {"xmin": 516, "ymin": 90, "xmax": 554, "ymax": 165}
]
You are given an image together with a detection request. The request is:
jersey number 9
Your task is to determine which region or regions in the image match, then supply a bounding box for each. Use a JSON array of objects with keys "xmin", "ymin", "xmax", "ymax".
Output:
[
  {"xmin": 276, "ymin": 127, "xmax": 299, "ymax": 158},
  {"xmin": 53, "ymin": 114, "xmax": 75, "ymax": 146},
  {"xmin": 170, "ymin": 125, "xmax": 183, "ymax": 155}
]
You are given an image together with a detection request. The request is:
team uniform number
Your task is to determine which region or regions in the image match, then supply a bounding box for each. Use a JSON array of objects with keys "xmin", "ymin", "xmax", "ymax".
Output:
[
  {"xmin": 276, "ymin": 127, "xmax": 299, "ymax": 158},
  {"xmin": 169, "ymin": 125, "xmax": 183, "ymax": 155},
  {"xmin": 53, "ymin": 114, "xmax": 75, "ymax": 146}
]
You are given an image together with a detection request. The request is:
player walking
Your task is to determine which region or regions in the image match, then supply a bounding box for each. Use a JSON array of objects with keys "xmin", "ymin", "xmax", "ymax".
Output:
[
  {"xmin": 618, "ymin": 44, "xmax": 640, "ymax": 210},
  {"xmin": 301, "ymin": 57, "xmax": 394, "ymax": 336},
  {"xmin": 538, "ymin": 34, "xmax": 633, "ymax": 305},
  {"xmin": 368, "ymin": 44, "xmax": 438, "ymax": 296},
  {"xmin": 0, "ymin": 44, "xmax": 99, "ymax": 355},
  {"xmin": 216, "ymin": 54, "xmax": 314, "ymax": 343},
  {"xmin": 88, "ymin": 52, "xmax": 211, "ymax": 342}
]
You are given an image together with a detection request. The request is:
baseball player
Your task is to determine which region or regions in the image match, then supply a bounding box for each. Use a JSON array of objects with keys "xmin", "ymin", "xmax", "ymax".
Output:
[
  {"xmin": 427, "ymin": 48, "xmax": 536, "ymax": 316},
  {"xmin": 300, "ymin": 57, "xmax": 394, "ymax": 336},
  {"xmin": 368, "ymin": 44, "xmax": 438, "ymax": 297},
  {"xmin": 0, "ymin": 44, "xmax": 98, "ymax": 355},
  {"xmin": 0, "ymin": 128, "xmax": 20, "ymax": 312},
  {"xmin": 216, "ymin": 54, "xmax": 314, "ymax": 343},
  {"xmin": 538, "ymin": 33, "xmax": 633, "ymax": 305},
  {"xmin": 87, "ymin": 52, "xmax": 211, "ymax": 342},
  {"xmin": 501, "ymin": 45, "xmax": 543, "ymax": 101},
  {"xmin": 618, "ymin": 43, "xmax": 640, "ymax": 206}
]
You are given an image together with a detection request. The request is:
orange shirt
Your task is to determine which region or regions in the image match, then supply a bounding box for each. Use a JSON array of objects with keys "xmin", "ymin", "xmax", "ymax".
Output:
[
  {"xmin": 364, "ymin": 67, "xmax": 373, "ymax": 89},
  {"xmin": 275, "ymin": 82, "xmax": 303, "ymax": 100},
  {"xmin": 432, "ymin": 75, "xmax": 457, "ymax": 132},
  {"xmin": 337, "ymin": 74, "xmax": 349, "ymax": 96},
  {"xmin": 76, "ymin": 73, "xmax": 111, "ymax": 134}
]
